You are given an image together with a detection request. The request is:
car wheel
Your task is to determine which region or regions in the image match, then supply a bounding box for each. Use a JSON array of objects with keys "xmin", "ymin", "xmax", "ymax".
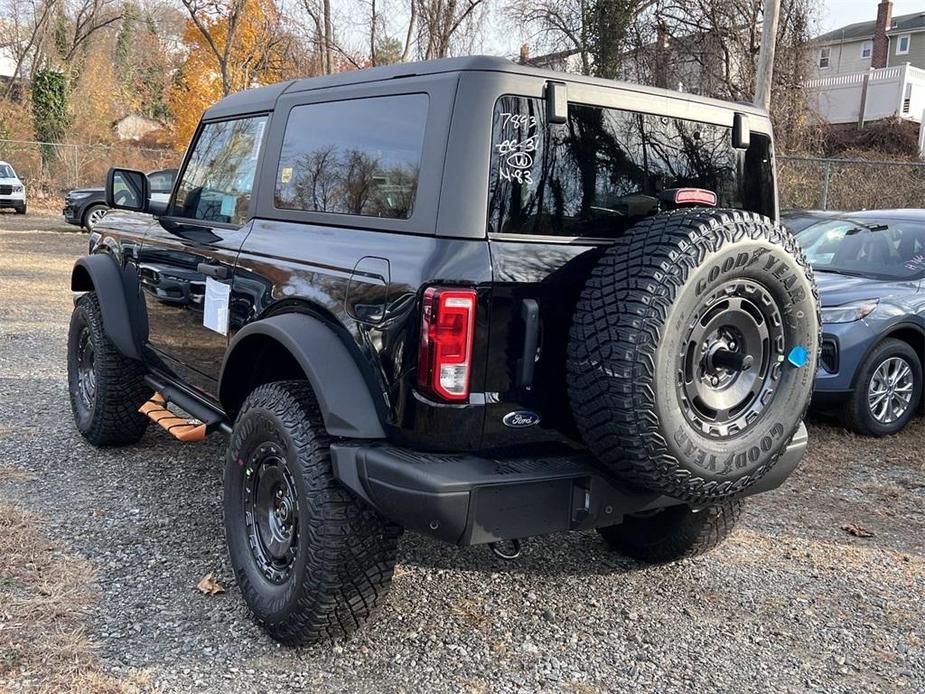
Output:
[
  {"xmin": 841, "ymin": 338, "xmax": 922, "ymax": 436},
  {"xmin": 15, "ymin": 204, "xmax": 25, "ymax": 215},
  {"xmin": 224, "ymin": 380, "xmax": 402, "ymax": 646},
  {"xmin": 83, "ymin": 204, "xmax": 108, "ymax": 231},
  {"xmin": 67, "ymin": 293, "xmax": 152, "ymax": 446},
  {"xmin": 598, "ymin": 499, "xmax": 743, "ymax": 563}
]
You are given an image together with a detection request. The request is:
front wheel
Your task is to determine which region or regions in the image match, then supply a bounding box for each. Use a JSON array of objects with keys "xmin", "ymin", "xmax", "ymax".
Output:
[
  {"xmin": 14, "ymin": 204, "xmax": 25, "ymax": 215},
  {"xmin": 224, "ymin": 380, "xmax": 401, "ymax": 646},
  {"xmin": 841, "ymin": 339, "xmax": 922, "ymax": 436},
  {"xmin": 83, "ymin": 204, "xmax": 108, "ymax": 231},
  {"xmin": 598, "ymin": 499, "xmax": 743, "ymax": 563},
  {"xmin": 67, "ymin": 293, "xmax": 151, "ymax": 446}
]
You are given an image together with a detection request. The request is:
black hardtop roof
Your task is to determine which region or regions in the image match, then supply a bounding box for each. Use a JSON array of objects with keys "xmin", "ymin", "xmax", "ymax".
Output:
[{"xmin": 203, "ymin": 55, "xmax": 769, "ymax": 121}]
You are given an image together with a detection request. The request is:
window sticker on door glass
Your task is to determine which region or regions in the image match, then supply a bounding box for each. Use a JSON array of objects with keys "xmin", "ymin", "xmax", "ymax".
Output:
[
  {"xmin": 496, "ymin": 112, "xmax": 537, "ymax": 187},
  {"xmin": 204, "ymin": 276, "xmax": 230, "ymax": 335},
  {"xmin": 220, "ymin": 194, "xmax": 237, "ymax": 219}
]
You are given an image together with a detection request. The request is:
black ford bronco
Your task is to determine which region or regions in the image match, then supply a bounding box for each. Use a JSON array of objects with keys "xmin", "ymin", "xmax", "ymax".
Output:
[{"xmin": 67, "ymin": 56, "xmax": 819, "ymax": 645}]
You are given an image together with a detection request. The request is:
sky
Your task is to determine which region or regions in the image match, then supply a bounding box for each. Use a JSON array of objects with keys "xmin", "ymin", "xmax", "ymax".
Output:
[
  {"xmin": 818, "ymin": 0, "xmax": 923, "ymax": 32},
  {"xmin": 481, "ymin": 0, "xmax": 925, "ymax": 57}
]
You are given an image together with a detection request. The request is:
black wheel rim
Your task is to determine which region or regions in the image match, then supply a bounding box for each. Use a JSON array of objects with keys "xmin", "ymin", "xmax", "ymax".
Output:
[
  {"xmin": 76, "ymin": 325, "xmax": 97, "ymax": 411},
  {"xmin": 242, "ymin": 444, "xmax": 299, "ymax": 584},
  {"xmin": 676, "ymin": 279, "xmax": 785, "ymax": 438}
]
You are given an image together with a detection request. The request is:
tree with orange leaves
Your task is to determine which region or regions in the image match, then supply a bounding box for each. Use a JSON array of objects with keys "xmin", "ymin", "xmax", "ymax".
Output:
[{"xmin": 167, "ymin": 0, "xmax": 295, "ymax": 149}]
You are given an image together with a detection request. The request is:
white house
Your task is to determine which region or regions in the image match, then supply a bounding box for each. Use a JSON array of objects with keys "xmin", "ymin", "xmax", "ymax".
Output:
[{"xmin": 807, "ymin": 2, "xmax": 925, "ymax": 128}]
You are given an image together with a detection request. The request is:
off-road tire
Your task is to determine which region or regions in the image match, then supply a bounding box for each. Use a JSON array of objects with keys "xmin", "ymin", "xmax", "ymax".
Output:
[
  {"xmin": 67, "ymin": 292, "xmax": 151, "ymax": 446},
  {"xmin": 840, "ymin": 338, "xmax": 922, "ymax": 437},
  {"xmin": 598, "ymin": 499, "xmax": 743, "ymax": 563},
  {"xmin": 224, "ymin": 380, "xmax": 401, "ymax": 646},
  {"xmin": 14, "ymin": 204, "xmax": 25, "ymax": 215},
  {"xmin": 568, "ymin": 209, "xmax": 820, "ymax": 503}
]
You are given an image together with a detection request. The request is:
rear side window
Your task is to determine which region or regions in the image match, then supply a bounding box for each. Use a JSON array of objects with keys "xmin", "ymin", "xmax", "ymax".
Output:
[
  {"xmin": 488, "ymin": 96, "xmax": 774, "ymax": 239},
  {"xmin": 275, "ymin": 94, "xmax": 428, "ymax": 219}
]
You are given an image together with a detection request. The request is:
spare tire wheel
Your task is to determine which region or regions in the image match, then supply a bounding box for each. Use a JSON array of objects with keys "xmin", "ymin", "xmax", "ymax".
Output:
[{"xmin": 568, "ymin": 209, "xmax": 820, "ymax": 502}]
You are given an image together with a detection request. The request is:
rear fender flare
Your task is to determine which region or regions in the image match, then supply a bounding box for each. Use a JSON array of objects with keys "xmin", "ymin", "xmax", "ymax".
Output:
[
  {"xmin": 219, "ymin": 314, "xmax": 386, "ymax": 439},
  {"xmin": 71, "ymin": 254, "xmax": 146, "ymax": 360}
]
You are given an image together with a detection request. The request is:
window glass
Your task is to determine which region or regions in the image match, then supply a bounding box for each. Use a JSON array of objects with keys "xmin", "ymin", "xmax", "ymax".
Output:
[
  {"xmin": 171, "ymin": 116, "xmax": 267, "ymax": 225},
  {"xmin": 275, "ymin": 94, "xmax": 428, "ymax": 219},
  {"xmin": 861, "ymin": 41, "xmax": 872, "ymax": 58},
  {"xmin": 796, "ymin": 219, "xmax": 925, "ymax": 280},
  {"xmin": 148, "ymin": 170, "xmax": 175, "ymax": 194},
  {"xmin": 0, "ymin": 164, "xmax": 14, "ymax": 178},
  {"xmin": 487, "ymin": 96, "xmax": 774, "ymax": 239},
  {"xmin": 819, "ymin": 47, "xmax": 830, "ymax": 68},
  {"xmin": 897, "ymin": 34, "xmax": 910, "ymax": 54}
]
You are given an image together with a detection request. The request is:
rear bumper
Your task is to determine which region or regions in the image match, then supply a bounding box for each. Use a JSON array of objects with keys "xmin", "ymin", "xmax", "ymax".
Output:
[{"xmin": 332, "ymin": 422, "xmax": 808, "ymax": 546}]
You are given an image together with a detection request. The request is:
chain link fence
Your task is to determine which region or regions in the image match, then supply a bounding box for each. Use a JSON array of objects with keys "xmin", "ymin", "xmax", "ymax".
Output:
[
  {"xmin": 0, "ymin": 139, "xmax": 178, "ymax": 204},
  {"xmin": 778, "ymin": 154, "xmax": 925, "ymax": 212}
]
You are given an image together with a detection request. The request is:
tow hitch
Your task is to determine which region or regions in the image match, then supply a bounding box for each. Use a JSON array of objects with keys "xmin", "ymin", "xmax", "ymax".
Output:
[{"xmin": 489, "ymin": 539, "xmax": 522, "ymax": 560}]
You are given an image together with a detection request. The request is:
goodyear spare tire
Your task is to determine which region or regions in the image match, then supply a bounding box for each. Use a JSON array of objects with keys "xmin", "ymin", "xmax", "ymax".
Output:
[{"xmin": 568, "ymin": 209, "xmax": 819, "ymax": 503}]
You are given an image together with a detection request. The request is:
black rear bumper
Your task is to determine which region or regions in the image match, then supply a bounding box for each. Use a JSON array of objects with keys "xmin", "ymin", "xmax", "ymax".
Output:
[{"xmin": 331, "ymin": 423, "xmax": 808, "ymax": 546}]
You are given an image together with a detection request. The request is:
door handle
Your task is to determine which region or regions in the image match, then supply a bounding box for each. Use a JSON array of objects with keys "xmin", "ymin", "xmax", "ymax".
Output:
[{"xmin": 197, "ymin": 262, "xmax": 230, "ymax": 280}]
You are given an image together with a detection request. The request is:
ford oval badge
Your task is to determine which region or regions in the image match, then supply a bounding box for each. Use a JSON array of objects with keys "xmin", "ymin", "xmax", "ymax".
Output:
[{"xmin": 503, "ymin": 410, "xmax": 541, "ymax": 428}]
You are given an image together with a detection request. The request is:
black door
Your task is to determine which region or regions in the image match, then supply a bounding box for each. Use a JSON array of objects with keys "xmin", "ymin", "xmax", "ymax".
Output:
[{"xmin": 138, "ymin": 114, "xmax": 269, "ymax": 397}]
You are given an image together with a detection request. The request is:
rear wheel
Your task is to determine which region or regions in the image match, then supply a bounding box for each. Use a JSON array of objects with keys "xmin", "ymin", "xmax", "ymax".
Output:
[
  {"xmin": 841, "ymin": 339, "xmax": 922, "ymax": 436},
  {"xmin": 224, "ymin": 380, "xmax": 401, "ymax": 646},
  {"xmin": 598, "ymin": 499, "xmax": 743, "ymax": 563},
  {"xmin": 67, "ymin": 293, "xmax": 151, "ymax": 446},
  {"xmin": 568, "ymin": 209, "xmax": 820, "ymax": 503}
]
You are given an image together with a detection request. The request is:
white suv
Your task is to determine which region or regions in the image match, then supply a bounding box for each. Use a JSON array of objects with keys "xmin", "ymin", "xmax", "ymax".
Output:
[{"xmin": 0, "ymin": 161, "xmax": 26, "ymax": 214}]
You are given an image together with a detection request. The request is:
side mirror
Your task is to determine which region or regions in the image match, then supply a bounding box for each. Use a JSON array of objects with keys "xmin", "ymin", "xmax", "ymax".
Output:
[{"xmin": 106, "ymin": 167, "xmax": 149, "ymax": 212}]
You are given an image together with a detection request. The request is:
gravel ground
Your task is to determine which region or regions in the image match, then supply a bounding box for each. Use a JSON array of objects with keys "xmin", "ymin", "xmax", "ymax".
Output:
[{"xmin": 1, "ymin": 219, "xmax": 923, "ymax": 693}]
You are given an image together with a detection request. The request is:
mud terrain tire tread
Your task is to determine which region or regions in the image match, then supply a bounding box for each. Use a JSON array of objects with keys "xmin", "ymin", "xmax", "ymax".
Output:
[
  {"xmin": 225, "ymin": 381, "xmax": 401, "ymax": 646},
  {"xmin": 598, "ymin": 499, "xmax": 744, "ymax": 563},
  {"xmin": 67, "ymin": 292, "xmax": 151, "ymax": 446},
  {"xmin": 568, "ymin": 209, "xmax": 819, "ymax": 502}
]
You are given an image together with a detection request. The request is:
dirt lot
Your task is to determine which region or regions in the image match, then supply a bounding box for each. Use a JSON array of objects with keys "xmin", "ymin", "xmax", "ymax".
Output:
[{"xmin": 1, "ymin": 213, "xmax": 923, "ymax": 692}]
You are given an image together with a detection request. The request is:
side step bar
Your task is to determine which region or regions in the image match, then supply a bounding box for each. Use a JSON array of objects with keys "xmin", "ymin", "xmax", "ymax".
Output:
[
  {"xmin": 142, "ymin": 375, "xmax": 232, "ymax": 439},
  {"xmin": 331, "ymin": 423, "xmax": 808, "ymax": 546},
  {"xmin": 140, "ymin": 393, "xmax": 207, "ymax": 442}
]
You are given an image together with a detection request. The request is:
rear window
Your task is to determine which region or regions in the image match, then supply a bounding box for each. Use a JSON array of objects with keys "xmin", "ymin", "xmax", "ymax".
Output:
[
  {"xmin": 275, "ymin": 94, "xmax": 428, "ymax": 219},
  {"xmin": 488, "ymin": 96, "xmax": 774, "ymax": 239}
]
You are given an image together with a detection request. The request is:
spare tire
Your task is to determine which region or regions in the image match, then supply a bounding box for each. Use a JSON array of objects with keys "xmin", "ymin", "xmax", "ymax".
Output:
[{"xmin": 568, "ymin": 209, "xmax": 819, "ymax": 503}]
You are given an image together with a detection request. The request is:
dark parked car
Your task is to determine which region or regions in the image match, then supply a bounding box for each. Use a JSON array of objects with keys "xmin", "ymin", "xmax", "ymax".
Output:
[
  {"xmin": 63, "ymin": 168, "xmax": 176, "ymax": 231},
  {"xmin": 789, "ymin": 209, "xmax": 925, "ymax": 436},
  {"xmin": 67, "ymin": 56, "xmax": 818, "ymax": 645}
]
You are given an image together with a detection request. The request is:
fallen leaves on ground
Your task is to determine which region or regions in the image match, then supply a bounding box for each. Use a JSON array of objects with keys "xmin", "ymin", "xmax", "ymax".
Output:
[
  {"xmin": 841, "ymin": 523, "xmax": 875, "ymax": 538},
  {"xmin": 196, "ymin": 573, "xmax": 225, "ymax": 596}
]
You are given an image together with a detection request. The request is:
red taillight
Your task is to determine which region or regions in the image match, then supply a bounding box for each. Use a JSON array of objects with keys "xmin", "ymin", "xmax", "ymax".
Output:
[{"xmin": 417, "ymin": 287, "xmax": 477, "ymax": 402}]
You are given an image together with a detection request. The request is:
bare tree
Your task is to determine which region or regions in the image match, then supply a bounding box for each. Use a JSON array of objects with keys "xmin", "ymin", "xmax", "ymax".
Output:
[
  {"xmin": 178, "ymin": 0, "xmax": 248, "ymax": 95},
  {"xmin": 416, "ymin": 0, "xmax": 486, "ymax": 59}
]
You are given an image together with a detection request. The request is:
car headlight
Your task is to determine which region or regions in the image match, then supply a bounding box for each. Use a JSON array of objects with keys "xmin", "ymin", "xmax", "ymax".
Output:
[
  {"xmin": 821, "ymin": 299, "xmax": 879, "ymax": 324},
  {"xmin": 69, "ymin": 191, "xmax": 91, "ymax": 200},
  {"xmin": 12, "ymin": 184, "xmax": 23, "ymax": 193}
]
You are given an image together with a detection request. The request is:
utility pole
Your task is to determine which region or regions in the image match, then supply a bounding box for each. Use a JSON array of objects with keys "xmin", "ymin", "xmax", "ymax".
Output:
[{"xmin": 754, "ymin": 0, "xmax": 781, "ymax": 110}]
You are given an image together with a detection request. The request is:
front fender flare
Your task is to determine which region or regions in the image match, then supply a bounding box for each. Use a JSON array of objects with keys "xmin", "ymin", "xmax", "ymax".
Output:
[
  {"xmin": 71, "ymin": 255, "xmax": 145, "ymax": 360},
  {"xmin": 219, "ymin": 314, "xmax": 386, "ymax": 439}
]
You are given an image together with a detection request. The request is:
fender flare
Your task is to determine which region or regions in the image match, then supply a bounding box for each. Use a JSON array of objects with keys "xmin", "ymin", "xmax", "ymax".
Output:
[
  {"xmin": 71, "ymin": 255, "xmax": 145, "ymax": 360},
  {"xmin": 219, "ymin": 314, "xmax": 386, "ymax": 439}
]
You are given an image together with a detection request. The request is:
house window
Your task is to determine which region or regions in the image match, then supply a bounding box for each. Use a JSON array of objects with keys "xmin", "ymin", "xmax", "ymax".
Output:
[
  {"xmin": 896, "ymin": 34, "xmax": 910, "ymax": 55},
  {"xmin": 861, "ymin": 40, "xmax": 872, "ymax": 59},
  {"xmin": 819, "ymin": 47, "xmax": 831, "ymax": 68}
]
